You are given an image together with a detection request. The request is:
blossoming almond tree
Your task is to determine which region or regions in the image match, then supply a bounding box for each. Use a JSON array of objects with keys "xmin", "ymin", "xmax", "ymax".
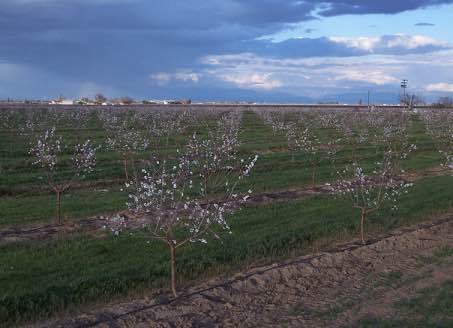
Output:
[
  {"xmin": 334, "ymin": 156, "xmax": 413, "ymax": 244},
  {"xmin": 334, "ymin": 111, "xmax": 416, "ymax": 244},
  {"xmin": 107, "ymin": 129, "xmax": 149, "ymax": 180},
  {"xmin": 258, "ymin": 110, "xmax": 342, "ymax": 188},
  {"xmin": 296, "ymin": 123, "xmax": 322, "ymax": 188},
  {"xmin": 421, "ymin": 109, "xmax": 453, "ymax": 171},
  {"xmin": 184, "ymin": 112, "xmax": 244, "ymax": 201},
  {"xmin": 282, "ymin": 116, "xmax": 330, "ymax": 188},
  {"xmin": 340, "ymin": 112, "xmax": 370, "ymax": 162},
  {"xmin": 146, "ymin": 110, "xmax": 191, "ymax": 154},
  {"xmin": 318, "ymin": 112, "xmax": 344, "ymax": 171},
  {"xmin": 29, "ymin": 127, "xmax": 97, "ymax": 223},
  {"xmin": 101, "ymin": 110, "xmax": 149, "ymax": 180},
  {"xmin": 120, "ymin": 119, "xmax": 257, "ymax": 297}
]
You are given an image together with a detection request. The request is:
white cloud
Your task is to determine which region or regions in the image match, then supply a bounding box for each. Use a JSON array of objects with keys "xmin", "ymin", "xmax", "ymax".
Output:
[
  {"xmin": 200, "ymin": 49, "xmax": 453, "ymax": 98},
  {"xmin": 174, "ymin": 72, "xmax": 200, "ymax": 82},
  {"xmin": 202, "ymin": 52, "xmax": 401, "ymax": 90},
  {"xmin": 201, "ymin": 54, "xmax": 283, "ymax": 90},
  {"xmin": 330, "ymin": 36, "xmax": 379, "ymax": 52},
  {"xmin": 329, "ymin": 34, "xmax": 450, "ymax": 52},
  {"xmin": 220, "ymin": 73, "xmax": 282, "ymax": 90},
  {"xmin": 150, "ymin": 71, "xmax": 200, "ymax": 85},
  {"xmin": 426, "ymin": 83, "xmax": 453, "ymax": 93},
  {"xmin": 150, "ymin": 72, "xmax": 172, "ymax": 85},
  {"xmin": 334, "ymin": 70, "xmax": 399, "ymax": 85}
]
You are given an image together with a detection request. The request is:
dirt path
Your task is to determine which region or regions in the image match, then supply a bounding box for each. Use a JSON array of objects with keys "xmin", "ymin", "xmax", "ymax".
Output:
[
  {"xmin": 1, "ymin": 166, "xmax": 450, "ymax": 244},
  {"xmin": 31, "ymin": 214, "xmax": 453, "ymax": 328}
]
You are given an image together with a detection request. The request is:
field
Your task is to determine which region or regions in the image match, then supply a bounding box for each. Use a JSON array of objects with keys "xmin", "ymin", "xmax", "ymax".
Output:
[{"xmin": 0, "ymin": 105, "xmax": 452, "ymax": 327}]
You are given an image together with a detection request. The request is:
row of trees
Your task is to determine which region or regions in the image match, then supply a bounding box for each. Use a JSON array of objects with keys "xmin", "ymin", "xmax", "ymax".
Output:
[
  {"xmin": 257, "ymin": 108, "xmax": 417, "ymax": 243},
  {"xmin": 420, "ymin": 109, "xmax": 453, "ymax": 170},
  {"xmin": 15, "ymin": 107, "xmax": 226, "ymax": 223},
  {"xmin": 56, "ymin": 93, "xmax": 192, "ymax": 105},
  {"xmin": 16, "ymin": 108, "xmax": 254, "ymax": 296},
  {"xmin": 399, "ymin": 94, "xmax": 453, "ymax": 109},
  {"xmin": 2, "ymin": 106, "xmax": 452, "ymax": 296}
]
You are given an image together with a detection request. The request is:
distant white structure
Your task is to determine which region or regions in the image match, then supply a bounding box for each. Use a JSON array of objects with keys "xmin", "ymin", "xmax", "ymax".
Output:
[
  {"xmin": 144, "ymin": 99, "xmax": 169, "ymax": 105},
  {"xmin": 50, "ymin": 99, "xmax": 74, "ymax": 105}
]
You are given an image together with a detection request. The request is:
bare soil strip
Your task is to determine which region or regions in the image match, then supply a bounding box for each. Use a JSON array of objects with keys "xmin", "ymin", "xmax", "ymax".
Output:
[
  {"xmin": 31, "ymin": 213, "xmax": 453, "ymax": 328},
  {"xmin": 1, "ymin": 166, "xmax": 450, "ymax": 244}
]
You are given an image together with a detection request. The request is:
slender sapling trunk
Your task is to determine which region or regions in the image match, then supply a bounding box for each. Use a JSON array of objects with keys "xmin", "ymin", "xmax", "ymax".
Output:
[
  {"xmin": 170, "ymin": 245, "xmax": 178, "ymax": 297},
  {"xmin": 123, "ymin": 157, "xmax": 129, "ymax": 180},
  {"xmin": 311, "ymin": 161, "xmax": 317, "ymax": 188},
  {"xmin": 360, "ymin": 208, "xmax": 366, "ymax": 244},
  {"xmin": 55, "ymin": 189, "xmax": 62, "ymax": 224}
]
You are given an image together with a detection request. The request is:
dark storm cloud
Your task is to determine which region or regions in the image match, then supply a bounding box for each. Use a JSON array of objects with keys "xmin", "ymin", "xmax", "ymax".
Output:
[
  {"xmin": 0, "ymin": 0, "xmax": 452, "ymax": 99},
  {"xmin": 2, "ymin": 0, "xmax": 450, "ymax": 33},
  {"xmin": 0, "ymin": 0, "xmax": 319, "ymax": 97},
  {"xmin": 318, "ymin": 0, "xmax": 453, "ymax": 16},
  {"xmin": 0, "ymin": 0, "xmax": 316, "ymax": 33}
]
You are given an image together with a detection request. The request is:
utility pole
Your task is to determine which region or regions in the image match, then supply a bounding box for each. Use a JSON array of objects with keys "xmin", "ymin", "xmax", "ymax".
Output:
[
  {"xmin": 401, "ymin": 79, "xmax": 408, "ymax": 104},
  {"xmin": 367, "ymin": 90, "xmax": 370, "ymax": 108}
]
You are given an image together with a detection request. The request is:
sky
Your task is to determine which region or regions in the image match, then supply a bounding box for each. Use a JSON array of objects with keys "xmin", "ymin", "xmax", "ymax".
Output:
[{"xmin": 1, "ymin": 0, "xmax": 453, "ymax": 103}]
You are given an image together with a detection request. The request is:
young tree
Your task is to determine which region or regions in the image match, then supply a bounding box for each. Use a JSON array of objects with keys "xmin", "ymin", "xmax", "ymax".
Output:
[
  {"xmin": 340, "ymin": 112, "xmax": 370, "ymax": 162},
  {"xmin": 298, "ymin": 121, "xmax": 323, "ymax": 188},
  {"xmin": 334, "ymin": 131, "xmax": 415, "ymax": 244},
  {"xmin": 257, "ymin": 109, "xmax": 341, "ymax": 187},
  {"xmin": 94, "ymin": 93, "xmax": 107, "ymax": 105},
  {"xmin": 432, "ymin": 96, "xmax": 453, "ymax": 108},
  {"xmin": 145, "ymin": 109, "xmax": 190, "ymax": 155},
  {"xmin": 120, "ymin": 96, "xmax": 134, "ymax": 105},
  {"xmin": 317, "ymin": 112, "xmax": 344, "ymax": 173},
  {"xmin": 100, "ymin": 110, "xmax": 149, "ymax": 180},
  {"xmin": 400, "ymin": 93, "xmax": 425, "ymax": 109},
  {"xmin": 29, "ymin": 127, "xmax": 97, "ymax": 223},
  {"xmin": 112, "ymin": 121, "xmax": 257, "ymax": 297},
  {"xmin": 333, "ymin": 109, "xmax": 416, "ymax": 243},
  {"xmin": 184, "ymin": 112, "xmax": 243, "ymax": 199},
  {"xmin": 421, "ymin": 109, "xmax": 453, "ymax": 171}
]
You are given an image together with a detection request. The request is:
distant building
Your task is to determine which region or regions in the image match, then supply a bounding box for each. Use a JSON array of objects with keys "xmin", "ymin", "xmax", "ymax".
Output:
[
  {"xmin": 50, "ymin": 99, "xmax": 74, "ymax": 105},
  {"xmin": 143, "ymin": 99, "xmax": 191, "ymax": 105}
]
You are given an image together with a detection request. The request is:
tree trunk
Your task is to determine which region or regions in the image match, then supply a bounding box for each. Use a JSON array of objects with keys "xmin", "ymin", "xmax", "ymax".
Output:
[
  {"xmin": 311, "ymin": 162, "xmax": 317, "ymax": 188},
  {"xmin": 170, "ymin": 246, "xmax": 178, "ymax": 297},
  {"xmin": 360, "ymin": 208, "xmax": 366, "ymax": 244},
  {"xmin": 203, "ymin": 176, "xmax": 209, "ymax": 203},
  {"xmin": 55, "ymin": 190, "xmax": 61, "ymax": 224},
  {"xmin": 123, "ymin": 158, "xmax": 129, "ymax": 181}
]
